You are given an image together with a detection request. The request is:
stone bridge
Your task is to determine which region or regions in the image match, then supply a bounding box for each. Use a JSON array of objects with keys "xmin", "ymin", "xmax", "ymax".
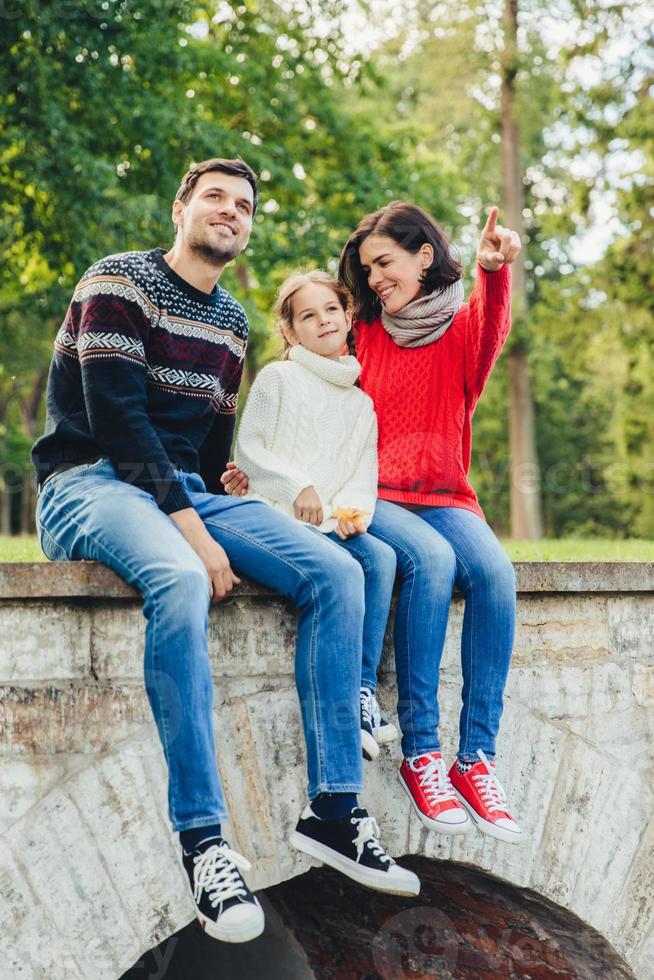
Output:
[{"xmin": 1, "ymin": 561, "xmax": 653, "ymax": 978}]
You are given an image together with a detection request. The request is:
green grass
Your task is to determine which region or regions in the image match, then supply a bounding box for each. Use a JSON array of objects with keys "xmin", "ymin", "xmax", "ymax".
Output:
[
  {"xmin": 1, "ymin": 534, "xmax": 652, "ymax": 563},
  {"xmin": 501, "ymin": 538, "xmax": 654, "ymax": 562},
  {"xmin": 0, "ymin": 536, "xmax": 46, "ymax": 562}
]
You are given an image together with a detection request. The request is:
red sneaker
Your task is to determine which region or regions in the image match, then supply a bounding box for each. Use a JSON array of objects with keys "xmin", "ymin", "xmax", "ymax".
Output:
[
  {"xmin": 449, "ymin": 751, "xmax": 523, "ymax": 844},
  {"xmin": 399, "ymin": 753, "xmax": 471, "ymax": 835}
]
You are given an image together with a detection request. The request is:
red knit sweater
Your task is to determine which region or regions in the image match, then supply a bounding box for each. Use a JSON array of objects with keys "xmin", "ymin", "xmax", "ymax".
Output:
[{"xmin": 355, "ymin": 264, "xmax": 512, "ymax": 519}]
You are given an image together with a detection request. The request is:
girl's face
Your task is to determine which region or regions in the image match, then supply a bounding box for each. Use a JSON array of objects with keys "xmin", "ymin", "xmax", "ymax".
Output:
[
  {"xmin": 358, "ymin": 234, "xmax": 434, "ymax": 314},
  {"xmin": 285, "ymin": 283, "xmax": 351, "ymax": 361}
]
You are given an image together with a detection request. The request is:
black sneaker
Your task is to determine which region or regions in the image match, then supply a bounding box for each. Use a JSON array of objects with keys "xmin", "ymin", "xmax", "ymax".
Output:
[
  {"xmin": 360, "ymin": 687, "xmax": 380, "ymax": 760},
  {"xmin": 290, "ymin": 805, "xmax": 420, "ymax": 896},
  {"xmin": 182, "ymin": 836, "xmax": 265, "ymax": 943},
  {"xmin": 371, "ymin": 692, "xmax": 399, "ymax": 745}
]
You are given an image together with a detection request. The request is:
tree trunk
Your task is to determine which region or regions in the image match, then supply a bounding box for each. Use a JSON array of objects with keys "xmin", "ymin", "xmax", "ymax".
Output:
[
  {"xmin": 21, "ymin": 477, "xmax": 37, "ymax": 535},
  {"xmin": 501, "ymin": 0, "xmax": 544, "ymax": 538},
  {"xmin": 18, "ymin": 367, "xmax": 47, "ymax": 535},
  {"xmin": 0, "ymin": 490, "xmax": 11, "ymax": 536},
  {"xmin": 508, "ymin": 343, "xmax": 543, "ymax": 537}
]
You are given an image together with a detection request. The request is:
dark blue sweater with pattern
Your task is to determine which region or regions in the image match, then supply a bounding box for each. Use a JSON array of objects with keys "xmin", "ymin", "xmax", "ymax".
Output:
[{"xmin": 31, "ymin": 248, "xmax": 249, "ymax": 514}]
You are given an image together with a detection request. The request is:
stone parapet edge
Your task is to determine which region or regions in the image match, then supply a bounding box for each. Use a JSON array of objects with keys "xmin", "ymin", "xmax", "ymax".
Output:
[{"xmin": 0, "ymin": 560, "xmax": 652, "ymax": 599}]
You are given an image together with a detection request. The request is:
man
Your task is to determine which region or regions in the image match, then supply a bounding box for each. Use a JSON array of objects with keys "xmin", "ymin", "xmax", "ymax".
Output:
[{"xmin": 32, "ymin": 158, "xmax": 419, "ymax": 945}]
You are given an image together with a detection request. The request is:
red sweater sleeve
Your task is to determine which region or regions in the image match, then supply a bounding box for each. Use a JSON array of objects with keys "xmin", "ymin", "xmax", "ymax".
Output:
[{"xmin": 464, "ymin": 264, "xmax": 512, "ymax": 407}]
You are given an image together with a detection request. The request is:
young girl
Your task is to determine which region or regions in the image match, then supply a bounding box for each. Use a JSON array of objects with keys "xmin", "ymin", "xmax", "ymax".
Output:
[{"xmin": 235, "ymin": 270, "xmax": 399, "ymax": 762}]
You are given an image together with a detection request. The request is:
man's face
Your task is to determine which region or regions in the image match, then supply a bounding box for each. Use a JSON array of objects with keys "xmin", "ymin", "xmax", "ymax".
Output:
[{"xmin": 173, "ymin": 170, "xmax": 254, "ymax": 264}]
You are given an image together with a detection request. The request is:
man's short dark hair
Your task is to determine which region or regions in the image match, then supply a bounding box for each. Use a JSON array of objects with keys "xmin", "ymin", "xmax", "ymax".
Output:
[{"xmin": 175, "ymin": 158, "xmax": 259, "ymax": 214}]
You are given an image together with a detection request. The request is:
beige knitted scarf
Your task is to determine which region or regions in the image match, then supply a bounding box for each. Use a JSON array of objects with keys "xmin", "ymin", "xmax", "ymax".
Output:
[{"xmin": 381, "ymin": 279, "xmax": 465, "ymax": 348}]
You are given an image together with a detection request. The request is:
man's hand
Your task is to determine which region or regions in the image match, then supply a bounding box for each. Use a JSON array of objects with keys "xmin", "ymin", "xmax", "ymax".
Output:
[
  {"xmin": 476, "ymin": 207, "xmax": 521, "ymax": 272},
  {"xmin": 220, "ymin": 461, "xmax": 249, "ymax": 496},
  {"xmin": 170, "ymin": 507, "xmax": 241, "ymax": 603},
  {"xmin": 294, "ymin": 486, "xmax": 323, "ymax": 526}
]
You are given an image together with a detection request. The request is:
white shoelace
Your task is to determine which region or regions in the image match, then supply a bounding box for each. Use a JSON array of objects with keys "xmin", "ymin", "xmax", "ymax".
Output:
[
  {"xmin": 409, "ymin": 754, "xmax": 458, "ymax": 806},
  {"xmin": 351, "ymin": 813, "xmax": 392, "ymax": 865},
  {"xmin": 360, "ymin": 687, "xmax": 375, "ymax": 728},
  {"xmin": 193, "ymin": 843, "xmax": 252, "ymax": 908},
  {"xmin": 471, "ymin": 750, "xmax": 509, "ymax": 814},
  {"xmin": 371, "ymin": 693, "xmax": 382, "ymax": 731}
]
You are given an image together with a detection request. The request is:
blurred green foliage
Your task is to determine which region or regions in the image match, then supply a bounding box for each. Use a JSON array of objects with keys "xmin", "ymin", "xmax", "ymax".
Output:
[{"xmin": 0, "ymin": 0, "xmax": 652, "ymax": 537}]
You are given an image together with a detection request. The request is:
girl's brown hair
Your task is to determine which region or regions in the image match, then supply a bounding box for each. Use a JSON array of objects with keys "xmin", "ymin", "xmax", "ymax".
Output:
[
  {"xmin": 338, "ymin": 201, "xmax": 463, "ymax": 323},
  {"xmin": 274, "ymin": 270, "xmax": 356, "ymax": 359}
]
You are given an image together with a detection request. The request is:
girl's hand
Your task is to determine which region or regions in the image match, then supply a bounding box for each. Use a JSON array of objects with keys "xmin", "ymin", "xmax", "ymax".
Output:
[
  {"xmin": 476, "ymin": 207, "xmax": 521, "ymax": 272},
  {"xmin": 336, "ymin": 517, "xmax": 366, "ymax": 540},
  {"xmin": 221, "ymin": 461, "xmax": 249, "ymax": 496},
  {"xmin": 294, "ymin": 486, "xmax": 324, "ymax": 526}
]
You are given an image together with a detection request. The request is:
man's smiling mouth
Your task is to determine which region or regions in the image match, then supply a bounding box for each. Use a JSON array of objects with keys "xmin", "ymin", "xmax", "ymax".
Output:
[{"xmin": 210, "ymin": 222, "xmax": 237, "ymax": 236}]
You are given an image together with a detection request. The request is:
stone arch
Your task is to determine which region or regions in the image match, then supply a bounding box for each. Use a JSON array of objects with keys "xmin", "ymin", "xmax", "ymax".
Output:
[{"xmin": 123, "ymin": 859, "xmax": 635, "ymax": 979}]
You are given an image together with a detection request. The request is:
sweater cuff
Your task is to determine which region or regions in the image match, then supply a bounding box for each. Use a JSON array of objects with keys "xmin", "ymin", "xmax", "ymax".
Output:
[
  {"xmin": 159, "ymin": 479, "xmax": 193, "ymax": 515},
  {"xmin": 477, "ymin": 262, "xmax": 511, "ymax": 300}
]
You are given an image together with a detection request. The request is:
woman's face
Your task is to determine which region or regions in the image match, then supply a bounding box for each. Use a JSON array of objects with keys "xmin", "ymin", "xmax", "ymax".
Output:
[{"xmin": 358, "ymin": 234, "xmax": 433, "ymax": 314}]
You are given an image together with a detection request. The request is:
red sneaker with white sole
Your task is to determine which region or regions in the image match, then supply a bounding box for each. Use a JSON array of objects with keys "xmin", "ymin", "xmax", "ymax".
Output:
[
  {"xmin": 448, "ymin": 751, "xmax": 523, "ymax": 844},
  {"xmin": 399, "ymin": 752, "xmax": 471, "ymax": 835}
]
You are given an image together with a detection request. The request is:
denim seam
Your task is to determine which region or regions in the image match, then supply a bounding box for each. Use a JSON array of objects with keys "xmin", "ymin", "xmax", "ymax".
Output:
[
  {"xmin": 40, "ymin": 526, "xmax": 67, "ymax": 561},
  {"xmin": 438, "ymin": 517, "xmax": 477, "ymax": 758},
  {"xmin": 202, "ymin": 516, "xmax": 328, "ymax": 791},
  {"xmin": 311, "ymin": 782, "xmax": 363, "ymax": 796},
  {"xmin": 175, "ymin": 813, "xmax": 229, "ymax": 833}
]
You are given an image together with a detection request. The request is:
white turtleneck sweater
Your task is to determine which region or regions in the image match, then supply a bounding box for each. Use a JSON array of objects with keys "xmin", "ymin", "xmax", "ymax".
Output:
[{"xmin": 235, "ymin": 344, "xmax": 378, "ymax": 533}]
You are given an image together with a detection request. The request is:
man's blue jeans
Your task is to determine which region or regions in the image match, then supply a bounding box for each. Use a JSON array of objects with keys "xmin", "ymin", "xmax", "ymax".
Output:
[
  {"xmin": 36, "ymin": 459, "xmax": 367, "ymax": 831},
  {"xmin": 368, "ymin": 501, "xmax": 516, "ymax": 762}
]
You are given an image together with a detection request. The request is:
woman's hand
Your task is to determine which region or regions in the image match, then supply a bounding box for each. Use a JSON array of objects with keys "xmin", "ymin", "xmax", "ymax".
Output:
[
  {"xmin": 476, "ymin": 207, "xmax": 521, "ymax": 272},
  {"xmin": 294, "ymin": 486, "xmax": 324, "ymax": 526},
  {"xmin": 220, "ymin": 461, "xmax": 249, "ymax": 496}
]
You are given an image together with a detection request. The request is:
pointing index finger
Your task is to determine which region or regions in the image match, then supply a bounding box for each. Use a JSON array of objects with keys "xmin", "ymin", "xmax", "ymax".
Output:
[{"xmin": 484, "ymin": 206, "xmax": 499, "ymax": 234}]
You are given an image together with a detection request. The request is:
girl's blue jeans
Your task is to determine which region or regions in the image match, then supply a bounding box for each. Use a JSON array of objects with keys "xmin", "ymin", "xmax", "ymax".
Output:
[
  {"xmin": 368, "ymin": 500, "xmax": 516, "ymax": 762},
  {"xmin": 36, "ymin": 459, "xmax": 370, "ymax": 831}
]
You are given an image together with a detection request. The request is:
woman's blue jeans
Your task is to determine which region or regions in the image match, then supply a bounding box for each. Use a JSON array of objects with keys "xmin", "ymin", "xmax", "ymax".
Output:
[
  {"xmin": 368, "ymin": 500, "xmax": 516, "ymax": 762},
  {"xmin": 36, "ymin": 459, "xmax": 368, "ymax": 831}
]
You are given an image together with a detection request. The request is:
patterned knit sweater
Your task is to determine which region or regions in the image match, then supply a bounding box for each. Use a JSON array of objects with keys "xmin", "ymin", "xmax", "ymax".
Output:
[
  {"xmin": 31, "ymin": 248, "xmax": 248, "ymax": 514},
  {"xmin": 355, "ymin": 264, "xmax": 512, "ymax": 518},
  {"xmin": 235, "ymin": 344, "xmax": 378, "ymax": 533}
]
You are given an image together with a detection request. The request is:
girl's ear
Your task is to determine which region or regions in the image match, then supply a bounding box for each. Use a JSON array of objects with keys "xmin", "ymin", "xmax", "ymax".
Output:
[
  {"xmin": 281, "ymin": 325, "xmax": 298, "ymax": 347},
  {"xmin": 419, "ymin": 242, "xmax": 434, "ymax": 271},
  {"xmin": 345, "ymin": 308, "xmax": 353, "ymax": 330}
]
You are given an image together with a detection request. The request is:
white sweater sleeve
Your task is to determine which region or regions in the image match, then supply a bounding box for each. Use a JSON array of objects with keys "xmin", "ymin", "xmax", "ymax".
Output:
[
  {"xmin": 235, "ymin": 366, "xmax": 313, "ymax": 506},
  {"xmin": 331, "ymin": 405, "xmax": 378, "ymax": 526}
]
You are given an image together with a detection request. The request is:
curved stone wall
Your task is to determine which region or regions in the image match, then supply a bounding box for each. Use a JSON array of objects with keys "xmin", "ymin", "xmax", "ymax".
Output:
[{"xmin": 0, "ymin": 561, "xmax": 652, "ymax": 978}]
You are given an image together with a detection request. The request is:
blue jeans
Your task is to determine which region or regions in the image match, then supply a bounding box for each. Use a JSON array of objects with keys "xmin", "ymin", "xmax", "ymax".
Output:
[
  {"xmin": 368, "ymin": 501, "xmax": 516, "ymax": 761},
  {"xmin": 36, "ymin": 459, "xmax": 365, "ymax": 831},
  {"xmin": 322, "ymin": 530, "xmax": 397, "ymax": 691}
]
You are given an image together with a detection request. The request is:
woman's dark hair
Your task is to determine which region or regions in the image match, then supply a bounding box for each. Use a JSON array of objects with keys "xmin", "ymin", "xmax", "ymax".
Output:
[{"xmin": 338, "ymin": 201, "xmax": 462, "ymax": 323}]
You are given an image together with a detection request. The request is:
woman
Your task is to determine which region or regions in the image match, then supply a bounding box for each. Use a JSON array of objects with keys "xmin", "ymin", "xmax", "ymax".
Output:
[{"xmin": 224, "ymin": 204, "xmax": 523, "ymax": 845}]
